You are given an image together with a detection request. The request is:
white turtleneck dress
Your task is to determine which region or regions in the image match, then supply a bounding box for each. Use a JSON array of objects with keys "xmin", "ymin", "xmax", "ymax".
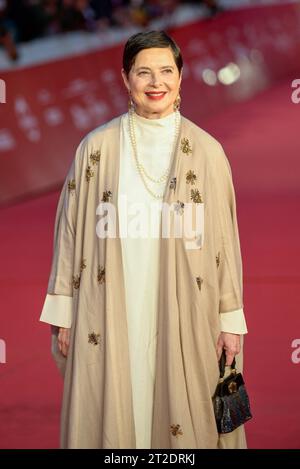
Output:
[
  {"xmin": 39, "ymin": 111, "xmax": 248, "ymax": 449},
  {"xmin": 118, "ymin": 111, "xmax": 179, "ymax": 449}
]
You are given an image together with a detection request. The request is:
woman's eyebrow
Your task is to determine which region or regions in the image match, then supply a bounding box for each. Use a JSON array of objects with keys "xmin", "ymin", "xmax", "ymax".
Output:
[{"xmin": 135, "ymin": 65, "xmax": 175, "ymax": 71}]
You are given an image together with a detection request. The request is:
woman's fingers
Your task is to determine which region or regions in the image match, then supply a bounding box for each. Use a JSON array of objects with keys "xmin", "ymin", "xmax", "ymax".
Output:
[
  {"xmin": 58, "ymin": 328, "xmax": 70, "ymax": 357},
  {"xmin": 223, "ymin": 334, "xmax": 241, "ymax": 365},
  {"xmin": 224, "ymin": 350, "xmax": 235, "ymax": 366},
  {"xmin": 216, "ymin": 332, "xmax": 241, "ymax": 365},
  {"xmin": 216, "ymin": 338, "xmax": 224, "ymax": 361}
]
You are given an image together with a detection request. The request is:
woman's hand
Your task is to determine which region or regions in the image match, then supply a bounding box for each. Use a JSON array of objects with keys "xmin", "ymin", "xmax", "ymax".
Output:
[
  {"xmin": 58, "ymin": 327, "xmax": 70, "ymax": 357},
  {"xmin": 216, "ymin": 332, "xmax": 241, "ymax": 366}
]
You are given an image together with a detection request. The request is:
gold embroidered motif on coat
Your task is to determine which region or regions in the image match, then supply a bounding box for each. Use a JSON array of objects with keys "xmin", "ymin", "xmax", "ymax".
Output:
[
  {"xmin": 170, "ymin": 424, "xmax": 183, "ymax": 437},
  {"xmin": 98, "ymin": 266, "xmax": 105, "ymax": 284},
  {"xmin": 186, "ymin": 170, "xmax": 197, "ymax": 185},
  {"xmin": 88, "ymin": 332, "xmax": 101, "ymax": 346},
  {"xmin": 68, "ymin": 179, "xmax": 76, "ymax": 193},
  {"xmin": 190, "ymin": 188, "xmax": 202, "ymax": 204},
  {"xmin": 101, "ymin": 190, "xmax": 112, "ymax": 203},
  {"xmin": 181, "ymin": 138, "xmax": 192, "ymax": 155},
  {"xmin": 196, "ymin": 276, "xmax": 203, "ymax": 291}
]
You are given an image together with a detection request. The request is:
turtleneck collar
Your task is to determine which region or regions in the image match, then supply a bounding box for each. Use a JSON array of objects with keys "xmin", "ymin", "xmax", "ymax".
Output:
[{"xmin": 131, "ymin": 110, "xmax": 179, "ymax": 127}]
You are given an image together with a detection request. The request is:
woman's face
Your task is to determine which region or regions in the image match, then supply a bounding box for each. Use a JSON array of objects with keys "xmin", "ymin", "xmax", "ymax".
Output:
[{"xmin": 122, "ymin": 47, "xmax": 182, "ymax": 119}]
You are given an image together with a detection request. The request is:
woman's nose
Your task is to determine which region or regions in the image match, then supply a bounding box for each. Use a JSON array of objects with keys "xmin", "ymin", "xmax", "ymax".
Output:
[{"xmin": 150, "ymin": 73, "xmax": 161, "ymax": 86}]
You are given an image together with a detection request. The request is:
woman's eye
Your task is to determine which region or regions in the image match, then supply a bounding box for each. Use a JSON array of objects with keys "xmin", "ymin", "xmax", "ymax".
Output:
[
  {"xmin": 163, "ymin": 69, "xmax": 173, "ymax": 73},
  {"xmin": 138, "ymin": 71, "xmax": 149, "ymax": 76}
]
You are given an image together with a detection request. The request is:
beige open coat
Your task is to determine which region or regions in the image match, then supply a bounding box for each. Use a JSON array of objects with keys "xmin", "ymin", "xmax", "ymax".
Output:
[{"xmin": 47, "ymin": 113, "xmax": 246, "ymax": 449}]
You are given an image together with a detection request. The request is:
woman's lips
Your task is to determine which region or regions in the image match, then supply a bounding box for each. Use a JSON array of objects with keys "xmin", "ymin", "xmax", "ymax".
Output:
[{"xmin": 145, "ymin": 92, "xmax": 167, "ymax": 101}]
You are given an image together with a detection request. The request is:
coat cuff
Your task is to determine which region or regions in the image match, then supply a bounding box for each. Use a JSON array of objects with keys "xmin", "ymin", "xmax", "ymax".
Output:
[
  {"xmin": 219, "ymin": 308, "xmax": 248, "ymax": 334},
  {"xmin": 39, "ymin": 294, "xmax": 72, "ymax": 328}
]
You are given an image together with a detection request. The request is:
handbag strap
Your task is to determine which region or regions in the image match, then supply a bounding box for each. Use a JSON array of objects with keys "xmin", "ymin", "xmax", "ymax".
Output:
[{"xmin": 219, "ymin": 349, "xmax": 236, "ymax": 378}]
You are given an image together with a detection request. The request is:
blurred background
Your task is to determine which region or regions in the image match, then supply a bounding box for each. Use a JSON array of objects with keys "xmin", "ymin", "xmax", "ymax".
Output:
[{"xmin": 0, "ymin": 0, "xmax": 300, "ymax": 449}]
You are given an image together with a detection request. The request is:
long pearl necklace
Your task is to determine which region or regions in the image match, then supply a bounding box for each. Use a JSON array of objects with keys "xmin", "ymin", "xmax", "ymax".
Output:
[{"xmin": 128, "ymin": 109, "xmax": 181, "ymax": 199}]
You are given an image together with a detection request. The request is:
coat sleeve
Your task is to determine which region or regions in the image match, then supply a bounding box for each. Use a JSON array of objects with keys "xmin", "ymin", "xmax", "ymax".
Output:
[
  {"xmin": 213, "ymin": 144, "xmax": 245, "ymax": 316},
  {"xmin": 219, "ymin": 309, "xmax": 248, "ymax": 334},
  {"xmin": 40, "ymin": 138, "xmax": 87, "ymax": 324},
  {"xmin": 39, "ymin": 294, "xmax": 73, "ymax": 328},
  {"xmin": 40, "ymin": 140, "xmax": 87, "ymax": 376},
  {"xmin": 46, "ymin": 157, "xmax": 77, "ymax": 297}
]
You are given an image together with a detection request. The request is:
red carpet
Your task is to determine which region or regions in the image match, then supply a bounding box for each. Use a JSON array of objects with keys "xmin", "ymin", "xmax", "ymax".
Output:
[{"xmin": 0, "ymin": 77, "xmax": 299, "ymax": 448}]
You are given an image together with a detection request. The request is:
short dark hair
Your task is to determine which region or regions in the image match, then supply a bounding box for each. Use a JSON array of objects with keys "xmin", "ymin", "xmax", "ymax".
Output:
[{"xmin": 122, "ymin": 30, "xmax": 183, "ymax": 76}]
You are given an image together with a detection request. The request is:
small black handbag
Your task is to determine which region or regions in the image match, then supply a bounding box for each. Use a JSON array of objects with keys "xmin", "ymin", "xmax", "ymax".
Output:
[{"xmin": 213, "ymin": 349, "xmax": 252, "ymax": 433}]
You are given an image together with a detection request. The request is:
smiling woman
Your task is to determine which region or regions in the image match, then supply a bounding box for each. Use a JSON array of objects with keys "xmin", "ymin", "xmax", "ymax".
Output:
[{"xmin": 40, "ymin": 30, "xmax": 249, "ymax": 449}]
